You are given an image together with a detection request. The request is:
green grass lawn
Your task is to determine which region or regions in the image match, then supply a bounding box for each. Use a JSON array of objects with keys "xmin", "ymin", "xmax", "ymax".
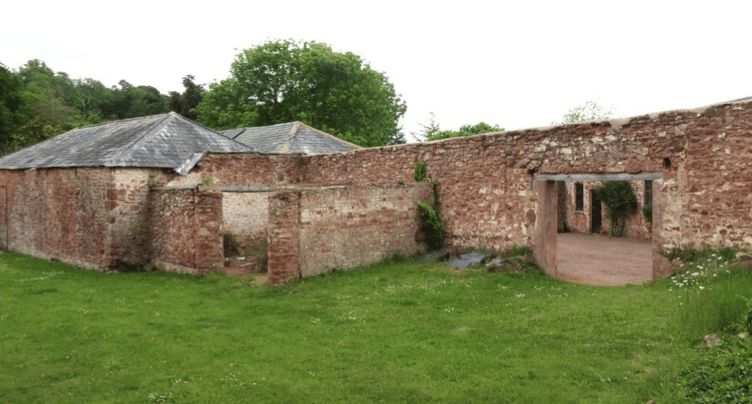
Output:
[{"xmin": 0, "ymin": 252, "xmax": 697, "ymax": 403}]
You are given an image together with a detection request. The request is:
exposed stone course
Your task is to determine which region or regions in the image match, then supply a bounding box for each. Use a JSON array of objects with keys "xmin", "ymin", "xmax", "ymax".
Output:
[{"xmin": 0, "ymin": 100, "xmax": 750, "ymax": 283}]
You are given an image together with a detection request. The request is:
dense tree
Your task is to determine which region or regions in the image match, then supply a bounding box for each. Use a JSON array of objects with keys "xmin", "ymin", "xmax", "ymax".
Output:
[
  {"xmin": 413, "ymin": 112, "xmax": 504, "ymax": 142},
  {"xmin": 14, "ymin": 60, "xmax": 78, "ymax": 146},
  {"xmin": 102, "ymin": 80, "xmax": 169, "ymax": 120},
  {"xmin": 195, "ymin": 39, "xmax": 407, "ymax": 147},
  {"xmin": 553, "ymin": 100, "xmax": 617, "ymax": 125},
  {"xmin": 169, "ymin": 75, "xmax": 205, "ymax": 121},
  {"xmin": 0, "ymin": 59, "xmax": 173, "ymax": 153},
  {"xmin": 71, "ymin": 78, "xmax": 110, "ymax": 124},
  {"xmin": 0, "ymin": 63, "xmax": 25, "ymax": 151}
]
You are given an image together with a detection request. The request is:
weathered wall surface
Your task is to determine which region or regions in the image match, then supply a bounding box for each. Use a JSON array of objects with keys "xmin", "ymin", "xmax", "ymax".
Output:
[
  {"xmin": 0, "ymin": 168, "xmax": 111, "ymax": 268},
  {"xmin": 149, "ymin": 188, "xmax": 224, "ymax": 273},
  {"xmin": 108, "ymin": 169, "xmax": 161, "ymax": 265},
  {"xmin": 267, "ymin": 190, "xmax": 301, "ymax": 284},
  {"xmin": 0, "ymin": 101, "xmax": 749, "ymax": 280},
  {"xmin": 149, "ymin": 189, "xmax": 196, "ymax": 272},
  {"xmin": 302, "ymin": 145, "xmax": 533, "ymax": 252},
  {"xmin": 562, "ymin": 180, "xmax": 651, "ymax": 239},
  {"xmin": 302, "ymin": 101, "xmax": 752, "ymax": 253},
  {"xmin": 167, "ymin": 154, "xmax": 302, "ymax": 187},
  {"xmin": 682, "ymin": 108, "xmax": 752, "ymax": 247},
  {"xmin": 298, "ymin": 185, "xmax": 431, "ymax": 277},
  {"xmin": 222, "ymin": 191, "xmax": 269, "ymax": 243}
]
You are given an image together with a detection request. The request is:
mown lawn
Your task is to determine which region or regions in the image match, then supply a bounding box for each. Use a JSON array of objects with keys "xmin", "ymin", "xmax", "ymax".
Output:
[{"xmin": 0, "ymin": 252, "xmax": 694, "ymax": 403}]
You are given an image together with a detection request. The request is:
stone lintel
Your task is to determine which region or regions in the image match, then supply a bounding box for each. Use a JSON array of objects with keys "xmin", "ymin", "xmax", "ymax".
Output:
[{"xmin": 534, "ymin": 173, "xmax": 662, "ymax": 182}]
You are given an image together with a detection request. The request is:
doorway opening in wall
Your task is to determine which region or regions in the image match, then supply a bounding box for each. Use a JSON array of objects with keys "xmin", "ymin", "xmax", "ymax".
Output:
[{"xmin": 540, "ymin": 173, "xmax": 661, "ymax": 286}]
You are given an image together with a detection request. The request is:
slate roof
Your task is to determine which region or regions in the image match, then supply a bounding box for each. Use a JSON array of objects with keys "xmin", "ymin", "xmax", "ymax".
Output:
[
  {"xmin": 221, "ymin": 122, "xmax": 361, "ymax": 154},
  {"xmin": 0, "ymin": 112, "xmax": 254, "ymax": 174}
]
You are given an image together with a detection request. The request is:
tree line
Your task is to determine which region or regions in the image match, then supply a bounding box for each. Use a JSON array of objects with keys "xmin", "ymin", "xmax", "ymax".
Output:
[
  {"xmin": 0, "ymin": 39, "xmax": 613, "ymax": 155},
  {"xmin": 0, "ymin": 59, "xmax": 204, "ymax": 153}
]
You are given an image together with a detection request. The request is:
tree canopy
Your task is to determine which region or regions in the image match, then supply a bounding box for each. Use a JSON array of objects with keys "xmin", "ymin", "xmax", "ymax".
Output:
[
  {"xmin": 0, "ymin": 63, "xmax": 25, "ymax": 151},
  {"xmin": 413, "ymin": 112, "xmax": 504, "ymax": 142},
  {"xmin": 553, "ymin": 100, "xmax": 617, "ymax": 125},
  {"xmin": 0, "ymin": 59, "xmax": 173, "ymax": 154},
  {"xmin": 195, "ymin": 39, "xmax": 407, "ymax": 147},
  {"xmin": 169, "ymin": 75, "xmax": 205, "ymax": 121}
]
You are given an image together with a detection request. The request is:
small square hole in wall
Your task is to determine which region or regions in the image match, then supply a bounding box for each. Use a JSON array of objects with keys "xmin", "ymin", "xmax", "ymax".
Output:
[{"xmin": 663, "ymin": 157, "xmax": 671, "ymax": 169}]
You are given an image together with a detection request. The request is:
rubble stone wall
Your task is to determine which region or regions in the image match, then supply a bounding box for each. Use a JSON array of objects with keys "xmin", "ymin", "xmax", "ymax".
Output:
[
  {"xmin": 267, "ymin": 190, "xmax": 301, "ymax": 284},
  {"xmin": 302, "ymin": 101, "xmax": 752, "ymax": 253},
  {"xmin": 149, "ymin": 188, "xmax": 224, "ymax": 273},
  {"xmin": 562, "ymin": 180, "xmax": 652, "ymax": 239},
  {"xmin": 0, "ymin": 168, "xmax": 112, "ymax": 268},
  {"xmin": 297, "ymin": 185, "xmax": 431, "ymax": 278},
  {"xmin": 167, "ymin": 153, "xmax": 303, "ymax": 187},
  {"xmin": 222, "ymin": 191, "xmax": 269, "ymax": 244}
]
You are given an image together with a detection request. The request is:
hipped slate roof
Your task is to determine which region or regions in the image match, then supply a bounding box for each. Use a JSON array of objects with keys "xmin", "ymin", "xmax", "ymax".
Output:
[
  {"xmin": 221, "ymin": 121, "xmax": 361, "ymax": 154},
  {"xmin": 0, "ymin": 112, "xmax": 254, "ymax": 174}
]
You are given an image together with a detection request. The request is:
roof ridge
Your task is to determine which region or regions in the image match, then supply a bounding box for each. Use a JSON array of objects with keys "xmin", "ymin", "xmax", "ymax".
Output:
[
  {"xmin": 78, "ymin": 112, "xmax": 170, "ymax": 131},
  {"xmin": 170, "ymin": 113, "xmax": 255, "ymax": 151},
  {"xmin": 296, "ymin": 121, "xmax": 362, "ymax": 149},
  {"xmin": 106, "ymin": 113, "xmax": 172, "ymax": 165}
]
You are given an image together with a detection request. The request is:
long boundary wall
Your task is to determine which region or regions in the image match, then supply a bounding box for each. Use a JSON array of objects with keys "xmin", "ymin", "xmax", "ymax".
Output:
[
  {"xmin": 0, "ymin": 100, "xmax": 749, "ymax": 282},
  {"xmin": 301, "ymin": 101, "xmax": 752, "ymax": 254}
]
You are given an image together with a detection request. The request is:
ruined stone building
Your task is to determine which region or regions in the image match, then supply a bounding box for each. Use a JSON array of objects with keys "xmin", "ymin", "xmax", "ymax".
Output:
[{"xmin": 0, "ymin": 99, "xmax": 750, "ymax": 283}]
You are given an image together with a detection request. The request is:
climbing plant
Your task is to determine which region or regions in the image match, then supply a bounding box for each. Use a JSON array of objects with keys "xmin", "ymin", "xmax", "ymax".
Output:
[
  {"xmin": 593, "ymin": 181, "xmax": 638, "ymax": 237},
  {"xmin": 642, "ymin": 204, "xmax": 653, "ymax": 224},
  {"xmin": 414, "ymin": 161, "xmax": 444, "ymax": 250},
  {"xmin": 417, "ymin": 202, "xmax": 444, "ymax": 249},
  {"xmin": 413, "ymin": 161, "xmax": 427, "ymax": 182}
]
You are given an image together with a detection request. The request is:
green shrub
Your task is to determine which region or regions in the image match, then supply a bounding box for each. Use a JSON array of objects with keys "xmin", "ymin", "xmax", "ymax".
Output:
[
  {"xmin": 223, "ymin": 232, "xmax": 241, "ymax": 257},
  {"xmin": 642, "ymin": 204, "xmax": 652, "ymax": 224},
  {"xmin": 413, "ymin": 161, "xmax": 427, "ymax": 182},
  {"xmin": 417, "ymin": 202, "xmax": 444, "ymax": 250},
  {"xmin": 676, "ymin": 336, "xmax": 752, "ymax": 403},
  {"xmin": 664, "ymin": 245, "xmax": 741, "ymax": 264},
  {"xmin": 593, "ymin": 181, "xmax": 638, "ymax": 236},
  {"xmin": 245, "ymin": 239, "xmax": 269, "ymax": 272}
]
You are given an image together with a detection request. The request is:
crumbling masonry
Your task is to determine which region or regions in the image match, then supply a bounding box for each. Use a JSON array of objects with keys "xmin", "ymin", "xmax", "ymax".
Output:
[{"xmin": 0, "ymin": 100, "xmax": 750, "ymax": 282}]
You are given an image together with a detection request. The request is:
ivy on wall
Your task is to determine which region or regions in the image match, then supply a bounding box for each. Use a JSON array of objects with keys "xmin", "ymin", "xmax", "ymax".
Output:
[{"xmin": 414, "ymin": 161, "xmax": 444, "ymax": 250}]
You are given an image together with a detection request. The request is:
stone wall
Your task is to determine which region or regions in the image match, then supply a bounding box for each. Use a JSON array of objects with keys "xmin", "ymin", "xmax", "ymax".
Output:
[
  {"xmin": 167, "ymin": 153, "xmax": 302, "ymax": 187},
  {"xmin": 562, "ymin": 180, "xmax": 651, "ymax": 239},
  {"xmin": 222, "ymin": 191, "xmax": 269, "ymax": 245},
  {"xmin": 267, "ymin": 190, "xmax": 301, "ymax": 284},
  {"xmin": 149, "ymin": 187, "xmax": 224, "ymax": 273},
  {"xmin": 0, "ymin": 168, "xmax": 112, "ymax": 268},
  {"xmin": 298, "ymin": 185, "xmax": 431, "ymax": 277},
  {"xmin": 302, "ymin": 101, "xmax": 752, "ymax": 253},
  {"xmin": 0, "ymin": 100, "xmax": 750, "ymax": 281}
]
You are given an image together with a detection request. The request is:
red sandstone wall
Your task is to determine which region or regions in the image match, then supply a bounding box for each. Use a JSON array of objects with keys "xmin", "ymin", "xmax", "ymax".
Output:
[
  {"xmin": 267, "ymin": 190, "xmax": 301, "ymax": 284},
  {"xmin": 0, "ymin": 168, "xmax": 111, "ymax": 268},
  {"xmin": 682, "ymin": 106, "xmax": 752, "ymax": 247},
  {"xmin": 150, "ymin": 187, "xmax": 224, "ymax": 274},
  {"xmin": 150, "ymin": 189, "xmax": 196, "ymax": 271},
  {"xmin": 302, "ymin": 101, "xmax": 752, "ymax": 252},
  {"xmin": 0, "ymin": 101, "xmax": 749, "ymax": 276},
  {"xmin": 562, "ymin": 180, "xmax": 651, "ymax": 239},
  {"xmin": 167, "ymin": 154, "xmax": 302, "ymax": 187},
  {"xmin": 298, "ymin": 185, "xmax": 431, "ymax": 277},
  {"xmin": 301, "ymin": 144, "xmax": 534, "ymax": 252}
]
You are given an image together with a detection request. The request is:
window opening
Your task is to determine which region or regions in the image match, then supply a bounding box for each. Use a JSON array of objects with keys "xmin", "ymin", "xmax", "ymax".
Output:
[{"xmin": 575, "ymin": 182, "xmax": 584, "ymax": 211}]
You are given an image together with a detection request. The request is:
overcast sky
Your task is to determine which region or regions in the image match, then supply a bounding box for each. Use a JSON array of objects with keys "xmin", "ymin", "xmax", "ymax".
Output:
[{"xmin": 2, "ymin": 0, "xmax": 750, "ymax": 139}]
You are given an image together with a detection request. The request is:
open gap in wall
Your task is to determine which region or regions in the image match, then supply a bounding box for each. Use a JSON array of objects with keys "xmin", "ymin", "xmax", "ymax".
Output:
[{"xmin": 537, "ymin": 174, "xmax": 661, "ymax": 286}]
